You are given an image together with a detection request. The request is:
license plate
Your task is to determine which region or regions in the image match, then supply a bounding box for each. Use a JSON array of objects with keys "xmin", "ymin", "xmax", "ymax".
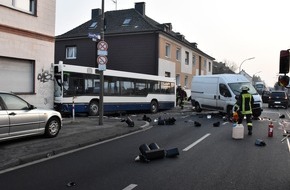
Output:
[{"xmin": 274, "ymin": 101, "xmax": 281, "ymax": 103}]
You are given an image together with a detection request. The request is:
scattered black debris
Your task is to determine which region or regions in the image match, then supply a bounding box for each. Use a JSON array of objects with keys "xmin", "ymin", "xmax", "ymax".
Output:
[
  {"xmin": 166, "ymin": 148, "xmax": 179, "ymax": 158},
  {"xmin": 213, "ymin": 121, "xmax": 220, "ymax": 127},
  {"xmin": 157, "ymin": 117, "xmax": 176, "ymax": 125},
  {"xmin": 66, "ymin": 182, "xmax": 76, "ymax": 187},
  {"xmin": 142, "ymin": 115, "xmax": 152, "ymax": 122},
  {"xmin": 194, "ymin": 121, "xmax": 201, "ymax": 127},
  {"xmin": 279, "ymin": 114, "xmax": 285, "ymax": 119},
  {"xmin": 255, "ymin": 139, "xmax": 266, "ymax": 146},
  {"xmin": 121, "ymin": 117, "xmax": 135, "ymax": 127},
  {"xmin": 136, "ymin": 143, "xmax": 179, "ymax": 163}
]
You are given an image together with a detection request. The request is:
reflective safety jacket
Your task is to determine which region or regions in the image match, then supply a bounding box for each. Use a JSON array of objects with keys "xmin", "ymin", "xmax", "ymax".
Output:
[{"xmin": 238, "ymin": 91, "xmax": 254, "ymax": 115}]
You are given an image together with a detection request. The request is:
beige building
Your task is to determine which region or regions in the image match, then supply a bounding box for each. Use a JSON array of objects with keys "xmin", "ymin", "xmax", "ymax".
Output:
[
  {"xmin": 158, "ymin": 32, "xmax": 214, "ymax": 90},
  {"xmin": 0, "ymin": 0, "xmax": 56, "ymax": 108}
]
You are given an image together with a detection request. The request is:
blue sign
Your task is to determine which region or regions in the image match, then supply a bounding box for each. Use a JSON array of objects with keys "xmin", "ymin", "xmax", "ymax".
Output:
[{"xmin": 88, "ymin": 33, "xmax": 101, "ymax": 39}]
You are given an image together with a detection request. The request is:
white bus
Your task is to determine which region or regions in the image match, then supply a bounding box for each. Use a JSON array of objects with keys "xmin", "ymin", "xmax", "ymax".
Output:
[{"xmin": 54, "ymin": 63, "xmax": 176, "ymax": 116}]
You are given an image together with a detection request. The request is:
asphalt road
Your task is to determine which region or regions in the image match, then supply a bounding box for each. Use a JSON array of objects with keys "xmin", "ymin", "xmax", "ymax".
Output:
[{"xmin": 1, "ymin": 106, "xmax": 290, "ymax": 190}]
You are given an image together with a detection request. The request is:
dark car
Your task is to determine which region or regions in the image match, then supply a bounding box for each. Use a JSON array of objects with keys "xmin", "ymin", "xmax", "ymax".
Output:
[
  {"xmin": 261, "ymin": 90, "xmax": 270, "ymax": 103},
  {"xmin": 268, "ymin": 91, "xmax": 289, "ymax": 109}
]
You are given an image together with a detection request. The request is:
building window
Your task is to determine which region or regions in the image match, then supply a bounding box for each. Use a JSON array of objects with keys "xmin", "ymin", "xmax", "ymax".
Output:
[
  {"xmin": 12, "ymin": 0, "xmax": 36, "ymax": 15},
  {"xmin": 165, "ymin": 72, "xmax": 171, "ymax": 77},
  {"xmin": 204, "ymin": 59, "xmax": 207, "ymax": 68},
  {"xmin": 66, "ymin": 46, "xmax": 77, "ymax": 59},
  {"xmin": 165, "ymin": 43, "xmax": 171, "ymax": 58},
  {"xmin": 208, "ymin": 62, "xmax": 211, "ymax": 72},
  {"xmin": 192, "ymin": 55, "xmax": 196, "ymax": 67},
  {"xmin": 185, "ymin": 75, "xmax": 188, "ymax": 88},
  {"xmin": 176, "ymin": 74, "xmax": 180, "ymax": 86},
  {"xmin": 176, "ymin": 48, "xmax": 181, "ymax": 61},
  {"xmin": 185, "ymin": 51, "xmax": 189, "ymax": 65},
  {"xmin": 122, "ymin": 18, "xmax": 131, "ymax": 26}
]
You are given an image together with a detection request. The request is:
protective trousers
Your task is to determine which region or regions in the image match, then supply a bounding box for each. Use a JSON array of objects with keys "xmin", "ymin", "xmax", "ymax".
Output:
[{"xmin": 238, "ymin": 113, "xmax": 253, "ymax": 134}]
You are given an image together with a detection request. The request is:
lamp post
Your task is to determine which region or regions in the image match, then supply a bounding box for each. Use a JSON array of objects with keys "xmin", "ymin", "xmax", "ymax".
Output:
[{"xmin": 239, "ymin": 57, "xmax": 255, "ymax": 73}]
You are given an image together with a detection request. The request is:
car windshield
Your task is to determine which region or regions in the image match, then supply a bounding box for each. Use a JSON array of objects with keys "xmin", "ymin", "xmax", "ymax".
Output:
[
  {"xmin": 270, "ymin": 92, "xmax": 286, "ymax": 98},
  {"xmin": 228, "ymin": 82, "xmax": 258, "ymax": 95}
]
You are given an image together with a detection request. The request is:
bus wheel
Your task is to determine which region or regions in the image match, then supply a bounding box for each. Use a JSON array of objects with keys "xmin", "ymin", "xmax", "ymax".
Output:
[
  {"xmin": 89, "ymin": 101, "xmax": 99, "ymax": 116},
  {"xmin": 150, "ymin": 100, "xmax": 158, "ymax": 113}
]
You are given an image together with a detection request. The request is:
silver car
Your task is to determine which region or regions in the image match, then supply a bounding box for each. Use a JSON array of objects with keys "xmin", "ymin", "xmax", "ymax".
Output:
[{"xmin": 0, "ymin": 92, "xmax": 62, "ymax": 142}]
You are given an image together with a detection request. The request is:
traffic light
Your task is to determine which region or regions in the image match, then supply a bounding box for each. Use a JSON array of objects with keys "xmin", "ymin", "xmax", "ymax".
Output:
[
  {"xmin": 278, "ymin": 75, "xmax": 289, "ymax": 87},
  {"xmin": 279, "ymin": 50, "xmax": 290, "ymax": 74}
]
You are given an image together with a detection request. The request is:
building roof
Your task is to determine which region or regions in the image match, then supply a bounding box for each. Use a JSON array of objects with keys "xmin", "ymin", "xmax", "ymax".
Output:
[{"xmin": 56, "ymin": 4, "xmax": 214, "ymax": 60}]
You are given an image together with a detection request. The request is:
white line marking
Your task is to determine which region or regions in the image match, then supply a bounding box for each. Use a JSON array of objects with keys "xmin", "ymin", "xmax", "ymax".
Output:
[
  {"xmin": 183, "ymin": 133, "xmax": 211, "ymax": 152},
  {"xmin": 287, "ymin": 138, "xmax": 290, "ymax": 153},
  {"xmin": 122, "ymin": 184, "xmax": 138, "ymax": 190}
]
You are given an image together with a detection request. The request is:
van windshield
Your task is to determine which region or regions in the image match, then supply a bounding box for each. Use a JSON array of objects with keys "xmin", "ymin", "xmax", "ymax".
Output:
[{"xmin": 228, "ymin": 82, "xmax": 258, "ymax": 95}]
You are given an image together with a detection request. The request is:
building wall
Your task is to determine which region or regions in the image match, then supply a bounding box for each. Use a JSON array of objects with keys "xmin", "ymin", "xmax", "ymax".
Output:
[
  {"xmin": 158, "ymin": 34, "xmax": 213, "ymax": 90},
  {"xmin": 0, "ymin": 1, "xmax": 56, "ymax": 109}
]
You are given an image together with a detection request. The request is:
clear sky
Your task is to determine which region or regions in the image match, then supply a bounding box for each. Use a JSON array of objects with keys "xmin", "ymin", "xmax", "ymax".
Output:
[{"xmin": 56, "ymin": 0, "xmax": 290, "ymax": 87}]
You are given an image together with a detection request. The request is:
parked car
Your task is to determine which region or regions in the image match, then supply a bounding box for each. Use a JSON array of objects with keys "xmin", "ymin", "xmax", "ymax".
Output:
[
  {"xmin": 261, "ymin": 90, "xmax": 270, "ymax": 103},
  {"xmin": 0, "ymin": 92, "xmax": 62, "ymax": 142},
  {"xmin": 268, "ymin": 91, "xmax": 289, "ymax": 109}
]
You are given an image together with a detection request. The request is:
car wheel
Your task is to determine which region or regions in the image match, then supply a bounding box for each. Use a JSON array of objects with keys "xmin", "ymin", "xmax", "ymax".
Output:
[
  {"xmin": 89, "ymin": 100, "xmax": 99, "ymax": 116},
  {"xmin": 150, "ymin": 100, "xmax": 158, "ymax": 113},
  {"xmin": 195, "ymin": 102, "xmax": 202, "ymax": 112},
  {"xmin": 45, "ymin": 117, "xmax": 61, "ymax": 138}
]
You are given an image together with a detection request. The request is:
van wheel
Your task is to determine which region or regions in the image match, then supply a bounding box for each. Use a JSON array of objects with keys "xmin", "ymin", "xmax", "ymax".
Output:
[
  {"xmin": 195, "ymin": 102, "xmax": 202, "ymax": 112},
  {"xmin": 150, "ymin": 100, "xmax": 158, "ymax": 113},
  {"xmin": 227, "ymin": 106, "xmax": 233, "ymax": 117},
  {"xmin": 89, "ymin": 100, "xmax": 99, "ymax": 116}
]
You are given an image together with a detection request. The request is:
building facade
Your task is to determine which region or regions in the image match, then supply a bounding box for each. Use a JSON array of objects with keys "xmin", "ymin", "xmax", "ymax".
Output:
[
  {"xmin": 0, "ymin": 0, "xmax": 56, "ymax": 108},
  {"xmin": 55, "ymin": 2, "xmax": 214, "ymax": 91}
]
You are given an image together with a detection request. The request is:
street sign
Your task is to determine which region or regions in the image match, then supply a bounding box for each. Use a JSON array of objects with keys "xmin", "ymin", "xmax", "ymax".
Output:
[
  {"xmin": 88, "ymin": 33, "xmax": 100, "ymax": 41},
  {"xmin": 98, "ymin": 50, "xmax": 108, "ymax": 56},
  {"xmin": 97, "ymin": 41, "xmax": 108, "ymax": 51},
  {"xmin": 97, "ymin": 55, "xmax": 108, "ymax": 65}
]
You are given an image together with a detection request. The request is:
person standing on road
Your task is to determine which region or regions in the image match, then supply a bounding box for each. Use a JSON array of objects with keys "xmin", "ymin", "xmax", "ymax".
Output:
[
  {"xmin": 237, "ymin": 85, "xmax": 254, "ymax": 135},
  {"xmin": 176, "ymin": 84, "xmax": 182, "ymax": 107}
]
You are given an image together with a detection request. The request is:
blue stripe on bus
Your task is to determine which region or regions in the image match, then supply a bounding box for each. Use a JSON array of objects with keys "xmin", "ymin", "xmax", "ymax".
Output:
[{"xmin": 59, "ymin": 102, "xmax": 174, "ymax": 114}]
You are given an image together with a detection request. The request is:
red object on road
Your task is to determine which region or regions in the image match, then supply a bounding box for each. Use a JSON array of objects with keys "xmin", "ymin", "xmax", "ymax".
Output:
[{"xmin": 268, "ymin": 122, "xmax": 274, "ymax": 137}]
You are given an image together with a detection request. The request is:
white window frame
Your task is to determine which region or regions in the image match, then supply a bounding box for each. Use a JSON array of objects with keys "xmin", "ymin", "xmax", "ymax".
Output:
[
  {"xmin": 12, "ymin": 0, "xmax": 36, "ymax": 15},
  {"xmin": 185, "ymin": 51, "xmax": 189, "ymax": 65},
  {"xmin": 66, "ymin": 46, "xmax": 77, "ymax": 59},
  {"xmin": 176, "ymin": 48, "xmax": 181, "ymax": 61},
  {"xmin": 165, "ymin": 43, "xmax": 171, "ymax": 58},
  {"xmin": 192, "ymin": 55, "xmax": 196, "ymax": 67}
]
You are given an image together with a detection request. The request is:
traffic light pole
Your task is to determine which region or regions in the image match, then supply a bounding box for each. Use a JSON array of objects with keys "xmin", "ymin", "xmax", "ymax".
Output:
[{"xmin": 99, "ymin": 0, "xmax": 105, "ymax": 125}]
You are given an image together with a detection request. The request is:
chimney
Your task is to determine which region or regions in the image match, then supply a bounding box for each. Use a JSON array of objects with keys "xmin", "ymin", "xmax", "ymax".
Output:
[
  {"xmin": 135, "ymin": 2, "xmax": 145, "ymax": 16},
  {"xmin": 92, "ymin": 8, "xmax": 102, "ymax": 19}
]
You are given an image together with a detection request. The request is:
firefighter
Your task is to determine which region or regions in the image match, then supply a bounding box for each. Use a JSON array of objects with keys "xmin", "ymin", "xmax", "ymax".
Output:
[{"xmin": 237, "ymin": 85, "xmax": 254, "ymax": 135}]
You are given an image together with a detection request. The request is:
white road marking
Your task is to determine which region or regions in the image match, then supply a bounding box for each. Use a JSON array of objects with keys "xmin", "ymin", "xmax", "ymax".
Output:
[
  {"xmin": 122, "ymin": 184, "xmax": 138, "ymax": 190},
  {"xmin": 287, "ymin": 138, "xmax": 290, "ymax": 153},
  {"xmin": 183, "ymin": 133, "xmax": 211, "ymax": 152}
]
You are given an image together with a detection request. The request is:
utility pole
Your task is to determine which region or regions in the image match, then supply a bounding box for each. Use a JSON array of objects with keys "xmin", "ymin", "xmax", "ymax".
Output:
[{"xmin": 99, "ymin": 0, "xmax": 105, "ymax": 125}]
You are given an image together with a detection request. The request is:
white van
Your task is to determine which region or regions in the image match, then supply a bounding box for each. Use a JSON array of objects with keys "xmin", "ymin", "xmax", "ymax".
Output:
[{"xmin": 191, "ymin": 74, "xmax": 263, "ymax": 117}]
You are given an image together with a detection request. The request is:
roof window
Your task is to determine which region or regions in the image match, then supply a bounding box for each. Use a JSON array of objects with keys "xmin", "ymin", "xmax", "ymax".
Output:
[
  {"xmin": 122, "ymin": 19, "xmax": 131, "ymax": 26},
  {"xmin": 89, "ymin": 22, "xmax": 98, "ymax": 29}
]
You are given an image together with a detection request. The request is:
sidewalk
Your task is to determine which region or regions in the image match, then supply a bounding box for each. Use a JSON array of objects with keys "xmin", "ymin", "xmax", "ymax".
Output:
[{"xmin": 0, "ymin": 115, "xmax": 149, "ymax": 172}]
